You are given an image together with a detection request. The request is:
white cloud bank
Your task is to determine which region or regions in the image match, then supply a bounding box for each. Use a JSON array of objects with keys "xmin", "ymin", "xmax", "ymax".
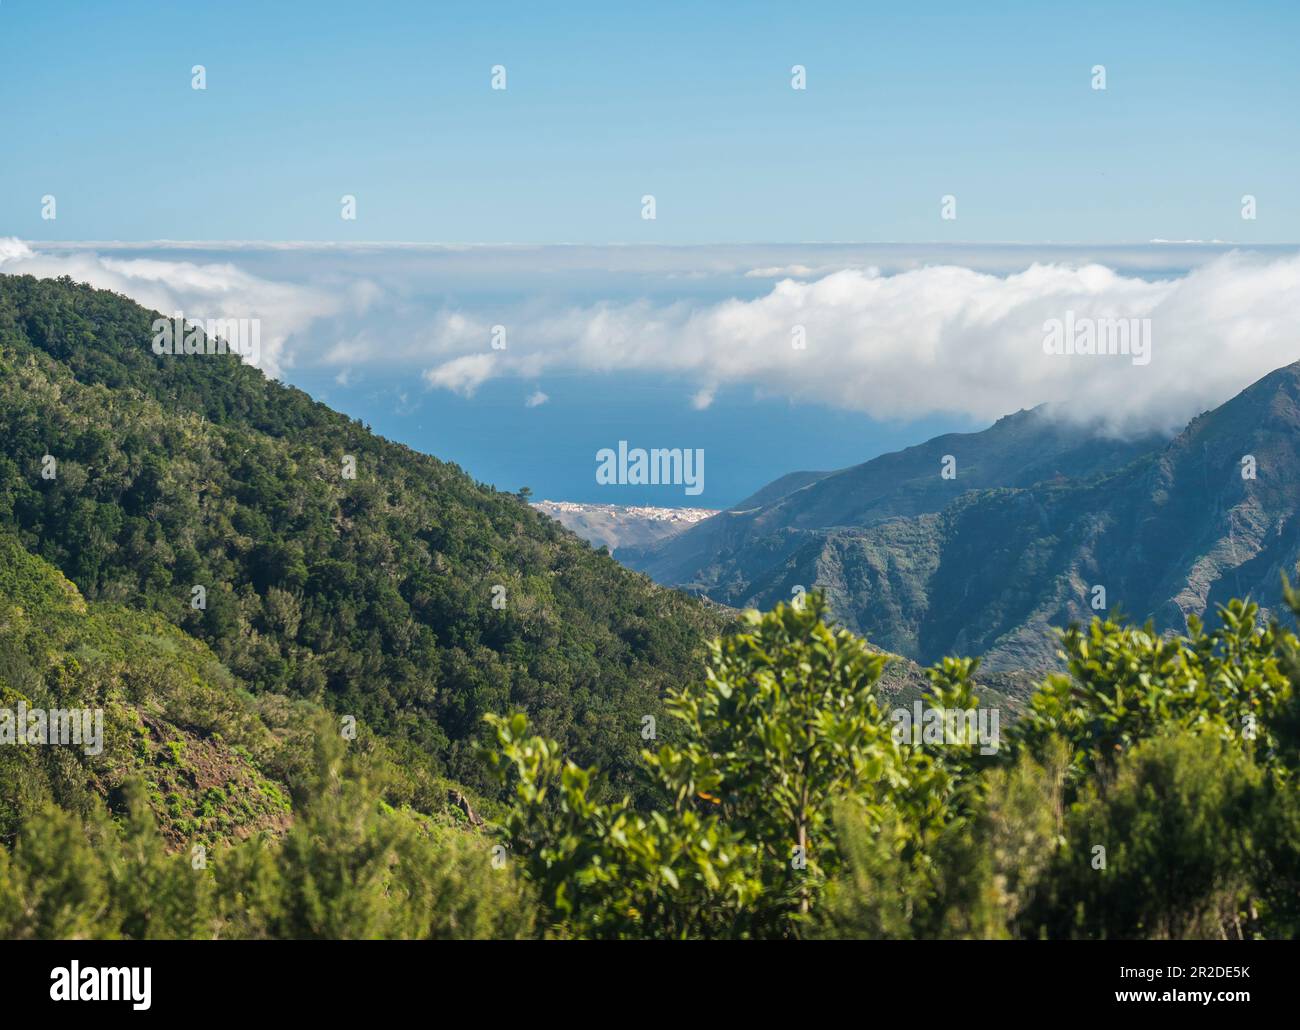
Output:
[
  {"xmin": 419, "ymin": 250, "xmax": 1300, "ymax": 435},
  {"xmin": 5, "ymin": 240, "xmax": 1299, "ymax": 436}
]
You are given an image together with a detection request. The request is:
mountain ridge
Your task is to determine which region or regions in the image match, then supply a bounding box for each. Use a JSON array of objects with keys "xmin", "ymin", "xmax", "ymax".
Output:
[{"xmin": 622, "ymin": 361, "xmax": 1300, "ymax": 670}]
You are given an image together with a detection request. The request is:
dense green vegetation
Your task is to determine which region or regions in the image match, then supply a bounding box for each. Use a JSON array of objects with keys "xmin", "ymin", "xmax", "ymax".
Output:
[
  {"xmin": 4, "ymin": 584, "xmax": 1297, "ymax": 938},
  {"xmin": 3, "ymin": 273, "xmax": 1297, "ymax": 940},
  {"xmin": 0, "ymin": 524, "xmax": 532, "ymax": 938},
  {"xmin": 1, "ymin": 528, "xmax": 288, "ymax": 848},
  {"xmin": 0, "ymin": 524, "xmax": 506, "ymax": 844},
  {"xmin": 482, "ymin": 592, "xmax": 1300, "ymax": 939},
  {"xmin": 1, "ymin": 729, "xmax": 534, "ymax": 940},
  {"xmin": 0, "ymin": 274, "xmax": 724, "ymax": 797}
]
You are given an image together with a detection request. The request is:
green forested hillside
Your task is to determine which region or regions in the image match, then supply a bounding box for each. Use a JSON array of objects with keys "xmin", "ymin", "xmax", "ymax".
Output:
[
  {"xmin": 1, "ymin": 522, "xmax": 535, "ymax": 939},
  {"xmin": 1, "ymin": 527, "xmax": 289, "ymax": 847},
  {"xmin": 0, "ymin": 524, "xmax": 512, "ymax": 843},
  {"xmin": 0, "ymin": 274, "xmax": 724, "ymax": 797}
]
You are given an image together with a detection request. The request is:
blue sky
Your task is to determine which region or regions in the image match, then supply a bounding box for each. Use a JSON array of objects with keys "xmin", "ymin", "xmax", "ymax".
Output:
[{"xmin": 2, "ymin": 0, "xmax": 1297, "ymax": 243}]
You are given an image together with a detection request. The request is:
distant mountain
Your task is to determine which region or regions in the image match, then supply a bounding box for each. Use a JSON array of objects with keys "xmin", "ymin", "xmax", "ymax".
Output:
[
  {"xmin": 533, "ymin": 500, "xmax": 717, "ymax": 556},
  {"xmin": 623, "ymin": 369, "xmax": 1300, "ymax": 671},
  {"xmin": 729, "ymin": 470, "xmax": 832, "ymax": 512},
  {"xmin": 623, "ymin": 405, "xmax": 1163, "ymax": 590}
]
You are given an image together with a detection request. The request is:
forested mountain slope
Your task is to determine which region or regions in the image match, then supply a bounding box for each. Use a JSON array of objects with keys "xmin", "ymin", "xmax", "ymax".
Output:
[
  {"xmin": 0, "ymin": 274, "xmax": 724, "ymax": 797},
  {"xmin": 0, "ymin": 528, "xmax": 297, "ymax": 846}
]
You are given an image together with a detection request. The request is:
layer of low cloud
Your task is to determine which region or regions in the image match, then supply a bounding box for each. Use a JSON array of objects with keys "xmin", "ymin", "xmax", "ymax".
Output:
[
  {"xmin": 417, "ymin": 250, "xmax": 1300, "ymax": 435},
  {"xmin": 6, "ymin": 240, "xmax": 1300, "ymax": 436}
]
